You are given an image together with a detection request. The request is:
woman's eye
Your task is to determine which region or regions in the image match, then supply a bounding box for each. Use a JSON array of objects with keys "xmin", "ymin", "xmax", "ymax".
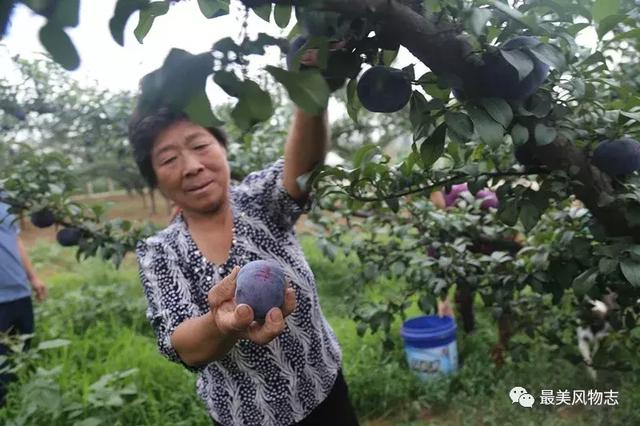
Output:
[
  {"xmin": 195, "ymin": 144, "xmax": 208, "ymax": 150},
  {"xmin": 162, "ymin": 157, "xmax": 177, "ymax": 165}
]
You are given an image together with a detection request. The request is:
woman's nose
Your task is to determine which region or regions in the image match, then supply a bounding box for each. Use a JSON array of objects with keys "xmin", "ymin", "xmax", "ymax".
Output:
[{"xmin": 182, "ymin": 152, "xmax": 204, "ymax": 177}]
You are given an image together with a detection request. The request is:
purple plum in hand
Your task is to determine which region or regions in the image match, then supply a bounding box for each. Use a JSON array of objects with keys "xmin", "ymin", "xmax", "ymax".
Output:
[{"xmin": 235, "ymin": 260, "xmax": 286, "ymax": 322}]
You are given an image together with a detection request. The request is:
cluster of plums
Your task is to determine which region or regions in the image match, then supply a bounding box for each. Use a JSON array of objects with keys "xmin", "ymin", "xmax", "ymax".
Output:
[
  {"xmin": 30, "ymin": 209, "xmax": 82, "ymax": 247},
  {"xmin": 454, "ymin": 36, "xmax": 550, "ymax": 102},
  {"xmin": 515, "ymin": 138, "xmax": 640, "ymax": 178}
]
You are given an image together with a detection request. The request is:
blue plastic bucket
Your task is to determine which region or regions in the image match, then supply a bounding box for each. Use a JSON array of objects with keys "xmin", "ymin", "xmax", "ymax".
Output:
[{"xmin": 400, "ymin": 315, "xmax": 458, "ymax": 381}]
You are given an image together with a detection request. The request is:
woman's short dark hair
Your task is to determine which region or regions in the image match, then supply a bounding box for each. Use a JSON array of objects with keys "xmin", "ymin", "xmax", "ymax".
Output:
[{"xmin": 128, "ymin": 107, "xmax": 228, "ymax": 188}]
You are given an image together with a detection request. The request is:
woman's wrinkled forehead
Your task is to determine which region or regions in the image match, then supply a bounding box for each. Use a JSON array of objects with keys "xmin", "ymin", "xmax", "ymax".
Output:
[{"xmin": 151, "ymin": 120, "xmax": 212, "ymax": 157}]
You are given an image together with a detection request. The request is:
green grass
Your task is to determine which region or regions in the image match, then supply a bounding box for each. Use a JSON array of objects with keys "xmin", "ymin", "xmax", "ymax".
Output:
[{"xmin": 0, "ymin": 237, "xmax": 638, "ymax": 425}]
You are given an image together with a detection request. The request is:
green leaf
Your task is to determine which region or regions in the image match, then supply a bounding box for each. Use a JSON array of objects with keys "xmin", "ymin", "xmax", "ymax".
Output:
[
  {"xmin": 497, "ymin": 200, "xmax": 519, "ymax": 226},
  {"xmin": 420, "ymin": 123, "xmax": 446, "ymax": 169},
  {"xmin": 139, "ymin": 49, "xmax": 213, "ymax": 113},
  {"xmin": 39, "ymin": 23, "xmax": 80, "ymax": 70},
  {"xmin": 598, "ymin": 258, "xmax": 618, "ymax": 275},
  {"xmin": 232, "ymin": 80, "xmax": 274, "ymax": 130},
  {"xmin": 184, "ymin": 90, "xmax": 223, "ymax": 128},
  {"xmin": 213, "ymin": 71, "xmax": 273, "ymax": 129},
  {"xmin": 197, "ymin": 0, "xmax": 229, "ymax": 18},
  {"xmin": 134, "ymin": 1, "xmax": 169, "ymax": 44},
  {"xmin": 468, "ymin": 8, "xmax": 491, "ymax": 36},
  {"xmin": 467, "ymin": 105, "xmax": 504, "ymax": 147},
  {"xmin": 566, "ymin": 23, "xmax": 590, "ymax": 36},
  {"xmin": 346, "ymin": 79, "xmax": 361, "ymax": 124},
  {"xmin": 534, "ymin": 123, "xmax": 557, "ymax": 146},
  {"xmin": 50, "ymin": 0, "xmax": 80, "ymax": 27},
  {"xmin": 592, "ymin": 0, "xmax": 620, "ymax": 23},
  {"xmin": 492, "ymin": 1, "xmax": 524, "ymax": 20},
  {"xmin": 266, "ymin": 66, "xmax": 329, "ymax": 115},
  {"xmin": 620, "ymin": 259, "xmax": 640, "ymax": 287},
  {"xmin": 519, "ymin": 201, "xmax": 542, "ymax": 231},
  {"xmin": 274, "ymin": 4, "xmax": 291, "ymax": 28},
  {"xmin": 529, "ymin": 43, "xmax": 566, "ymax": 70},
  {"xmin": 353, "ymin": 144, "xmax": 379, "ymax": 168},
  {"xmin": 523, "ymin": 92, "xmax": 552, "ymax": 118},
  {"xmin": 480, "ymin": 98, "xmax": 513, "ymax": 128},
  {"xmin": 386, "ymin": 197, "xmax": 400, "ymax": 213},
  {"xmin": 581, "ymin": 51, "xmax": 607, "ymax": 67},
  {"xmin": 572, "ymin": 268, "xmax": 598, "ymax": 296},
  {"xmin": 596, "ymin": 14, "xmax": 626, "ymax": 39},
  {"xmin": 613, "ymin": 28, "xmax": 640, "ymax": 42},
  {"xmin": 252, "ymin": 4, "xmax": 272, "ymax": 22},
  {"xmin": 418, "ymin": 72, "xmax": 451, "ymax": 100},
  {"xmin": 37, "ymin": 339, "xmax": 71, "ymax": 350},
  {"xmin": 511, "ymin": 123, "xmax": 529, "ymax": 146},
  {"xmin": 381, "ymin": 49, "xmax": 399, "ymax": 66},
  {"xmin": 213, "ymin": 70, "xmax": 244, "ymax": 97},
  {"xmin": 110, "ymin": 0, "xmax": 149, "ymax": 46},
  {"xmin": 409, "ymin": 91, "xmax": 429, "ymax": 129},
  {"xmin": 500, "ymin": 49, "xmax": 534, "ymax": 81},
  {"xmin": 444, "ymin": 112, "xmax": 474, "ymax": 140}
]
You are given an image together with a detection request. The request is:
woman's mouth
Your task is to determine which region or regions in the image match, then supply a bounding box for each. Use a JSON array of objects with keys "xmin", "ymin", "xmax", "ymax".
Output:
[{"xmin": 186, "ymin": 180, "xmax": 214, "ymax": 194}]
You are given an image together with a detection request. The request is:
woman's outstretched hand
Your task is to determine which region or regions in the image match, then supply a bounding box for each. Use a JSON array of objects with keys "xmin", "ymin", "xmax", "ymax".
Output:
[{"xmin": 208, "ymin": 266, "xmax": 297, "ymax": 345}]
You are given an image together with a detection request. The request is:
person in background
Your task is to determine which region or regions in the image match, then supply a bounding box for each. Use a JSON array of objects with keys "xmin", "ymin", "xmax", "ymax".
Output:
[{"xmin": 0, "ymin": 198, "xmax": 48, "ymax": 406}]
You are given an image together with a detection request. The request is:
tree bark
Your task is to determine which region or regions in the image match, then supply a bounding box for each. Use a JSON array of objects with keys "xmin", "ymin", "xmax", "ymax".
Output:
[{"xmin": 455, "ymin": 281, "xmax": 475, "ymax": 333}]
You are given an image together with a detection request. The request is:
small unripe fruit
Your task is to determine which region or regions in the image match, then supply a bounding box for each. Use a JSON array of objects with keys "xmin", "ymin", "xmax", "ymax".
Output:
[{"xmin": 235, "ymin": 260, "xmax": 286, "ymax": 321}]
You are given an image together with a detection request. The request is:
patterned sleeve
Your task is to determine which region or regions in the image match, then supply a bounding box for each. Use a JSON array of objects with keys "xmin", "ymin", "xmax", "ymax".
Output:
[
  {"xmin": 237, "ymin": 158, "xmax": 314, "ymax": 229},
  {"xmin": 135, "ymin": 240, "xmax": 206, "ymax": 373}
]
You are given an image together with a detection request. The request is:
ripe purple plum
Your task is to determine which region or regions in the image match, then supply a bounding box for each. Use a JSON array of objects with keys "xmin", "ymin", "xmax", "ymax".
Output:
[
  {"xmin": 592, "ymin": 138, "xmax": 640, "ymax": 177},
  {"xmin": 30, "ymin": 209, "xmax": 56, "ymax": 228},
  {"xmin": 235, "ymin": 260, "xmax": 286, "ymax": 322}
]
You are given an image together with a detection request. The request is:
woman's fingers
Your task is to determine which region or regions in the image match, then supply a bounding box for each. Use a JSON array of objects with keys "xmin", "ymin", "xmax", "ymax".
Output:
[
  {"xmin": 246, "ymin": 308, "xmax": 286, "ymax": 345},
  {"xmin": 282, "ymin": 288, "xmax": 297, "ymax": 317},
  {"xmin": 208, "ymin": 266, "xmax": 240, "ymax": 309},
  {"xmin": 214, "ymin": 301, "xmax": 254, "ymax": 337}
]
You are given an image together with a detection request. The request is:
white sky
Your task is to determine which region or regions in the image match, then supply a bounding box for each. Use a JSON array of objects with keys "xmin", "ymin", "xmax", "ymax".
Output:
[
  {"xmin": 0, "ymin": 0, "xmax": 424, "ymax": 108},
  {"xmin": 0, "ymin": 0, "xmax": 598, "ymax": 105}
]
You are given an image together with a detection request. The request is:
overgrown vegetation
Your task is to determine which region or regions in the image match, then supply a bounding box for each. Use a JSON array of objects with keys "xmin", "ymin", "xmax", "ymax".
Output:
[{"xmin": 1, "ymin": 236, "xmax": 637, "ymax": 425}]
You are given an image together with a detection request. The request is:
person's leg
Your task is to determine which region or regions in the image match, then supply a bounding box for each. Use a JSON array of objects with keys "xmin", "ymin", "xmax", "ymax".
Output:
[
  {"xmin": 0, "ymin": 298, "xmax": 20, "ymax": 407},
  {"xmin": 13, "ymin": 297, "xmax": 34, "ymax": 350},
  {"xmin": 296, "ymin": 369, "xmax": 359, "ymax": 426}
]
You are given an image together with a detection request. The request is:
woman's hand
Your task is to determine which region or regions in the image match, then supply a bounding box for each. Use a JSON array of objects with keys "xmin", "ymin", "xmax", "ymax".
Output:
[
  {"xmin": 208, "ymin": 266, "xmax": 297, "ymax": 345},
  {"xmin": 31, "ymin": 277, "xmax": 48, "ymax": 302},
  {"xmin": 438, "ymin": 297, "xmax": 455, "ymax": 318}
]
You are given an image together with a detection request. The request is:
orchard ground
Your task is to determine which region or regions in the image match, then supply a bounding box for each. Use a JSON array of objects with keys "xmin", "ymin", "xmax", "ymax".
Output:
[{"xmin": 1, "ymin": 192, "xmax": 638, "ymax": 425}]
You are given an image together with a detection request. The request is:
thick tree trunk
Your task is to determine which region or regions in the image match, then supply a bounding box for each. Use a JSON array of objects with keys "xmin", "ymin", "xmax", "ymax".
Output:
[
  {"xmin": 492, "ymin": 311, "xmax": 513, "ymax": 369},
  {"xmin": 455, "ymin": 281, "xmax": 475, "ymax": 333},
  {"xmin": 107, "ymin": 178, "xmax": 115, "ymax": 193}
]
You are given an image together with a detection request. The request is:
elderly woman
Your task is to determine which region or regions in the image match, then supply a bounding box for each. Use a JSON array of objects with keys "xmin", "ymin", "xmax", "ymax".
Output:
[{"xmin": 129, "ymin": 102, "xmax": 359, "ymax": 425}]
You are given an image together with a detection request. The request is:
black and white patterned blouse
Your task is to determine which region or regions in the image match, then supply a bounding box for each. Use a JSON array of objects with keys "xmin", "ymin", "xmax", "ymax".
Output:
[{"xmin": 135, "ymin": 158, "xmax": 343, "ymax": 426}]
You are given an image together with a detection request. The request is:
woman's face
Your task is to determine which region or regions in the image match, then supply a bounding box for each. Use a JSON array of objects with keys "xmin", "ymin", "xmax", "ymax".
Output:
[{"xmin": 151, "ymin": 119, "xmax": 230, "ymax": 214}]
